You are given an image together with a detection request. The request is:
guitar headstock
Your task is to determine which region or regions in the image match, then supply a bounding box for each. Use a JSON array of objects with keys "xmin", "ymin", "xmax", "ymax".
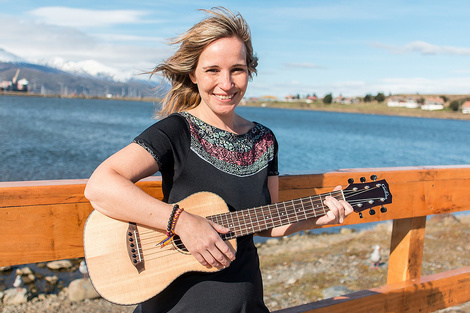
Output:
[{"xmin": 344, "ymin": 175, "xmax": 392, "ymax": 218}]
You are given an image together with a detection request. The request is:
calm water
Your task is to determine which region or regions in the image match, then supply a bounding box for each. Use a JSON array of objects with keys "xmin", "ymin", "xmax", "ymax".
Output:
[{"xmin": 1, "ymin": 95, "xmax": 470, "ymax": 181}]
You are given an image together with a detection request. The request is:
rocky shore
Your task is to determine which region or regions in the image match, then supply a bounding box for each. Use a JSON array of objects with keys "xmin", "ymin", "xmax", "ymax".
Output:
[{"xmin": 1, "ymin": 214, "xmax": 469, "ymax": 313}]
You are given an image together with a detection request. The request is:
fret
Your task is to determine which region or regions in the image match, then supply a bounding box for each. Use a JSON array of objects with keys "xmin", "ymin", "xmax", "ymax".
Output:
[
  {"xmin": 258, "ymin": 207, "xmax": 268, "ymax": 231},
  {"xmin": 283, "ymin": 201, "xmax": 291, "ymax": 224},
  {"xmin": 260, "ymin": 206, "xmax": 269, "ymax": 232},
  {"xmin": 301, "ymin": 198, "xmax": 308, "ymax": 221},
  {"xmin": 253, "ymin": 207, "xmax": 262, "ymax": 233},
  {"xmin": 277, "ymin": 202, "xmax": 287, "ymax": 226},
  {"xmin": 291, "ymin": 199, "xmax": 299, "ymax": 223},
  {"xmin": 309, "ymin": 196, "xmax": 317, "ymax": 218},
  {"xmin": 246, "ymin": 209, "xmax": 254, "ymax": 234},
  {"xmin": 234, "ymin": 210, "xmax": 242, "ymax": 237},
  {"xmin": 316, "ymin": 194, "xmax": 325, "ymax": 217},
  {"xmin": 263, "ymin": 207, "xmax": 273, "ymax": 230}
]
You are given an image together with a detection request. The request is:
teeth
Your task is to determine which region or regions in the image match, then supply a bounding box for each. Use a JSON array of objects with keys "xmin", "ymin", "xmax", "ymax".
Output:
[{"xmin": 214, "ymin": 94, "xmax": 234, "ymax": 100}]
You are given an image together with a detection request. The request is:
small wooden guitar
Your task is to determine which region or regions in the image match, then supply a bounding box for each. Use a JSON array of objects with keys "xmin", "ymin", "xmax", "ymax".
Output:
[{"xmin": 83, "ymin": 176, "xmax": 392, "ymax": 305}]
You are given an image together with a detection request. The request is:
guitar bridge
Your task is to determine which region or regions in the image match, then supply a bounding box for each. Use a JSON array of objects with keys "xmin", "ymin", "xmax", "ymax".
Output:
[{"xmin": 126, "ymin": 223, "xmax": 145, "ymax": 273}]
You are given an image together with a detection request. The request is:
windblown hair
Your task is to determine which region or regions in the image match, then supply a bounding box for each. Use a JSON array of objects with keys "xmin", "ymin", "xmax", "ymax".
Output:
[{"xmin": 151, "ymin": 7, "xmax": 258, "ymax": 117}]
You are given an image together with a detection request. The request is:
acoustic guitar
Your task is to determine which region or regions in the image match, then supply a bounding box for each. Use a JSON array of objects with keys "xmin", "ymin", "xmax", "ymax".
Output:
[{"xmin": 83, "ymin": 176, "xmax": 392, "ymax": 305}]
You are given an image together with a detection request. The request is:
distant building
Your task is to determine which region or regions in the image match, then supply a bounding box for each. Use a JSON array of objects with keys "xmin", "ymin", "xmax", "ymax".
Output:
[
  {"xmin": 0, "ymin": 69, "xmax": 29, "ymax": 92},
  {"xmin": 259, "ymin": 95, "xmax": 278, "ymax": 102},
  {"xmin": 284, "ymin": 95, "xmax": 296, "ymax": 101},
  {"xmin": 462, "ymin": 101, "xmax": 470, "ymax": 114},
  {"xmin": 387, "ymin": 97, "xmax": 419, "ymax": 109},
  {"xmin": 421, "ymin": 96, "xmax": 444, "ymax": 111},
  {"xmin": 333, "ymin": 95, "xmax": 359, "ymax": 105}
]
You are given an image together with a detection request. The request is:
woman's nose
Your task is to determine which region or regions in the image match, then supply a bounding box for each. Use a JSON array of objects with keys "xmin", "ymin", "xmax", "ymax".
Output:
[{"xmin": 219, "ymin": 71, "xmax": 234, "ymax": 90}]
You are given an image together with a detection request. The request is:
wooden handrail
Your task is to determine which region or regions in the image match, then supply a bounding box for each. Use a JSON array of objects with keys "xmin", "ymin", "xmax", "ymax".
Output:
[{"xmin": 1, "ymin": 165, "xmax": 469, "ymax": 312}]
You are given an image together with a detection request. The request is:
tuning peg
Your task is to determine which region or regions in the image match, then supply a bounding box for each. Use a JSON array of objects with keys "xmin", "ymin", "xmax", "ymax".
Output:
[
  {"xmin": 360, "ymin": 177, "xmax": 366, "ymax": 183},
  {"xmin": 370, "ymin": 174, "xmax": 377, "ymax": 181},
  {"xmin": 380, "ymin": 205, "xmax": 387, "ymax": 213},
  {"xmin": 369, "ymin": 209, "xmax": 376, "ymax": 215},
  {"xmin": 348, "ymin": 178, "xmax": 354, "ymax": 184}
]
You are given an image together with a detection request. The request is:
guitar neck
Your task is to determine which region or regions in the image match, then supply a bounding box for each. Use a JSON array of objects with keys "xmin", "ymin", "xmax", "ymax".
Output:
[{"xmin": 206, "ymin": 190, "xmax": 344, "ymax": 239}]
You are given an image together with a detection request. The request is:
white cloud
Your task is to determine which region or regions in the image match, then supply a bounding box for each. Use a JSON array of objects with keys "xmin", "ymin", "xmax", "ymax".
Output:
[
  {"xmin": 284, "ymin": 62, "xmax": 326, "ymax": 70},
  {"xmin": 27, "ymin": 7, "xmax": 151, "ymax": 28},
  {"xmin": 0, "ymin": 16, "xmax": 172, "ymax": 76},
  {"xmin": 373, "ymin": 41, "xmax": 470, "ymax": 56}
]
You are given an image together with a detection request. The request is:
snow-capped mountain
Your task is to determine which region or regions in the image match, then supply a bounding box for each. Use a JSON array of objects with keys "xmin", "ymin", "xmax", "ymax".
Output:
[
  {"xmin": 0, "ymin": 47, "xmax": 159, "ymax": 97},
  {"xmin": 0, "ymin": 48, "xmax": 27, "ymax": 63},
  {"xmin": 39, "ymin": 57, "xmax": 132, "ymax": 82},
  {"xmin": 0, "ymin": 47, "xmax": 133, "ymax": 82}
]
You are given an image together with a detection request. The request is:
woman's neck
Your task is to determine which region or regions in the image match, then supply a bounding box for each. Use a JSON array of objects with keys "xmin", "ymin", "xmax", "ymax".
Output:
[{"xmin": 187, "ymin": 106, "xmax": 253, "ymax": 135}]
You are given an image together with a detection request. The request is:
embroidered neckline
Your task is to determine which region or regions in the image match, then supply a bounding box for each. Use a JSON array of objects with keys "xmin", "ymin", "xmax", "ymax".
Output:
[{"xmin": 178, "ymin": 111, "xmax": 275, "ymax": 177}]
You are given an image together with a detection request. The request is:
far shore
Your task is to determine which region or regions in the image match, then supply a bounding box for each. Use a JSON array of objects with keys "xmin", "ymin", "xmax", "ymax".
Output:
[{"xmin": 2, "ymin": 91, "xmax": 470, "ymax": 121}]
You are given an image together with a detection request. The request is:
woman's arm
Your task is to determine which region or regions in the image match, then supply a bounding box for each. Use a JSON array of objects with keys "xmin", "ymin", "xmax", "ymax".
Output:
[
  {"xmin": 85, "ymin": 142, "xmax": 235, "ymax": 269},
  {"xmin": 85, "ymin": 143, "xmax": 170, "ymax": 229}
]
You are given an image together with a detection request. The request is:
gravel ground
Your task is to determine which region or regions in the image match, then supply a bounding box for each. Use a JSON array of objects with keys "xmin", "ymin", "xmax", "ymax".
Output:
[{"xmin": 1, "ymin": 214, "xmax": 469, "ymax": 313}]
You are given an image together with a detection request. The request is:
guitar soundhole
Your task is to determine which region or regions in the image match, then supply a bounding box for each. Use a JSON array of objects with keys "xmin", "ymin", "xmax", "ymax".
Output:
[{"xmin": 172, "ymin": 235, "xmax": 190, "ymax": 254}]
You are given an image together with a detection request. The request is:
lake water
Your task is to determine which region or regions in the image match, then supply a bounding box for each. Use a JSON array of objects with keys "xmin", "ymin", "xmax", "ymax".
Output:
[{"xmin": 1, "ymin": 95, "xmax": 470, "ymax": 181}]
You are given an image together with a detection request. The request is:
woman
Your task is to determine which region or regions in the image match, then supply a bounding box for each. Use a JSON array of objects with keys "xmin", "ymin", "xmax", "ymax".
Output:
[{"xmin": 85, "ymin": 7, "xmax": 353, "ymax": 313}]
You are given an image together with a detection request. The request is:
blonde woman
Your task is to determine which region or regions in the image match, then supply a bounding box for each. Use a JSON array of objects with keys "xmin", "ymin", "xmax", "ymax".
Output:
[{"xmin": 85, "ymin": 7, "xmax": 352, "ymax": 312}]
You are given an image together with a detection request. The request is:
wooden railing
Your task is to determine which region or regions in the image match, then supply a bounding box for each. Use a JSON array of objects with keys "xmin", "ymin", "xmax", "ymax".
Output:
[{"xmin": 1, "ymin": 165, "xmax": 469, "ymax": 312}]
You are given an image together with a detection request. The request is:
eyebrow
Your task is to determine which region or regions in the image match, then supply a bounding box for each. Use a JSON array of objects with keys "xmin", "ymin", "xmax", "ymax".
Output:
[{"xmin": 201, "ymin": 63, "xmax": 247, "ymax": 70}]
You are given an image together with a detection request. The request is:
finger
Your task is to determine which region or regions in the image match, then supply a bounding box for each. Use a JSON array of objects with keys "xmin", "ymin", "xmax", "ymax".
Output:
[
  {"xmin": 210, "ymin": 221, "xmax": 230, "ymax": 234},
  {"xmin": 324, "ymin": 196, "xmax": 344, "ymax": 223},
  {"xmin": 199, "ymin": 249, "xmax": 222, "ymax": 269},
  {"xmin": 210, "ymin": 247, "xmax": 232, "ymax": 269},
  {"xmin": 215, "ymin": 240, "xmax": 236, "ymax": 263},
  {"xmin": 194, "ymin": 253, "xmax": 211, "ymax": 268},
  {"xmin": 340, "ymin": 200, "xmax": 354, "ymax": 216},
  {"xmin": 333, "ymin": 185, "xmax": 342, "ymax": 191}
]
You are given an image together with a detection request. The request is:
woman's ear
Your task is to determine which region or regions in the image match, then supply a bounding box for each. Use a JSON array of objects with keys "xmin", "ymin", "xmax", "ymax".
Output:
[{"xmin": 189, "ymin": 72, "xmax": 197, "ymax": 84}]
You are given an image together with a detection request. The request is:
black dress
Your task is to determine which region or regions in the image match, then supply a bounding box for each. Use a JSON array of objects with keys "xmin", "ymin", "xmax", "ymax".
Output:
[{"xmin": 133, "ymin": 112, "xmax": 278, "ymax": 313}]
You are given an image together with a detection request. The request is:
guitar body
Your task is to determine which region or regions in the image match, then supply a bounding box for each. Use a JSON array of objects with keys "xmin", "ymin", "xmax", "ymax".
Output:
[{"xmin": 83, "ymin": 192, "xmax": 237, "ymax": 305}]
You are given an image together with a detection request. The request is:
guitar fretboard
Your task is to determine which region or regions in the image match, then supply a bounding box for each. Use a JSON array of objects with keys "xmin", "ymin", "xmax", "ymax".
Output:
[{"xmin": 206, "ymin": 190, "xmax": 344, "ymax": 240}]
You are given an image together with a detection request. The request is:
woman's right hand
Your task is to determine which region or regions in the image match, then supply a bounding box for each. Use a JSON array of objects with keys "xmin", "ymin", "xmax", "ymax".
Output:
[{"xmin": 175, "ymin": 211, "xmax": 236, "ymax": 269}]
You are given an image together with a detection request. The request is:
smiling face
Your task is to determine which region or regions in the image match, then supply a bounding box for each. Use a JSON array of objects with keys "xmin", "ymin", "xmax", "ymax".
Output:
[{"xmin": 189, "ymin": 36, "xmax": 249, "ymax": 118}]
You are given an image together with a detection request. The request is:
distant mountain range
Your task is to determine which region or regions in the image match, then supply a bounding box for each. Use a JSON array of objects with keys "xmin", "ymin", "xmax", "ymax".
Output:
[{"xmin": 0, "ymin": 48, "xmax": 162, "ymax": 98}]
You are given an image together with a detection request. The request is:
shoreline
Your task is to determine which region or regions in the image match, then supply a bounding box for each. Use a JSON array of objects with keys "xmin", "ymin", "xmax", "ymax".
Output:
[
  {"xmin": 2, "ymin": 92, "xmax": 470, "ymax": 121},
  {"xmin": 242, "ymin": 99, "xmax": 470, "ymax": 121}
]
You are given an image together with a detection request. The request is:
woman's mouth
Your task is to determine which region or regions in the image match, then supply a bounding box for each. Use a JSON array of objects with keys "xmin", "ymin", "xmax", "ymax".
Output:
[{"xmin": 213, "ymin": 93, "xmax": 235, "ymax": 100}]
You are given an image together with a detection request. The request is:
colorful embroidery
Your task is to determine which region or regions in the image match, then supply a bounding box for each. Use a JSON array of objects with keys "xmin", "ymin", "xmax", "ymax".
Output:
[{"xmin": 180, "ymin": 112, "xmax": 276, "ymax": 177}]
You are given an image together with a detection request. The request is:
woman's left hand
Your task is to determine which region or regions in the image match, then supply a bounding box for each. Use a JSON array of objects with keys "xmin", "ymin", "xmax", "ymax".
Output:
[
  {"xmin": 257, "ymin": 185, "xmax": 355, "ymax": 238},
  {"xmin": 312, "ymin": 185, "xmax": 354, "ymax": 226}
]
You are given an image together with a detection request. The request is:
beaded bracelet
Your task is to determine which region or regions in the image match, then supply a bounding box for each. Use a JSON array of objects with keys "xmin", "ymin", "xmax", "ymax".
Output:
[{"xmin": 156, "ymin": 204, "xmax": 184, "ymax": 247}]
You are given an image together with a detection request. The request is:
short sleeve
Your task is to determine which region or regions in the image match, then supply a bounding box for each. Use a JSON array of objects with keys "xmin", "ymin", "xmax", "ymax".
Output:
[
  {"xmin": 133, "ymin": 114, "xmax": 190, "ymax": 171},
  {"xmin": 267, "ymin": 133, "xmax": 279, "ymax": 176}
]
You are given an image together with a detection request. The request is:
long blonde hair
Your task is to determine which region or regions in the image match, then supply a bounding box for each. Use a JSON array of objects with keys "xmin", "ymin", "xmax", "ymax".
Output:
[{"xmin": 151, "ymin": 7, "xmax": 258, "ymax": 117}]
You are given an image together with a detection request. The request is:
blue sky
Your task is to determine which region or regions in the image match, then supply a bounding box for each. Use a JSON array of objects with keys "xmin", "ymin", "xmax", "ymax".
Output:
[{"xmin": 1, "ymin": 0, "xmax": 470, "ymax": 98}]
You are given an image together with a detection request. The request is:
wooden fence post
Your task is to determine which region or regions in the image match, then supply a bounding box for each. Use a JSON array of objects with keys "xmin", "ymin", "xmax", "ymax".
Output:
[{"xmin": 387, "ymin": 216, "xmax": 427, "ymax": 284}]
